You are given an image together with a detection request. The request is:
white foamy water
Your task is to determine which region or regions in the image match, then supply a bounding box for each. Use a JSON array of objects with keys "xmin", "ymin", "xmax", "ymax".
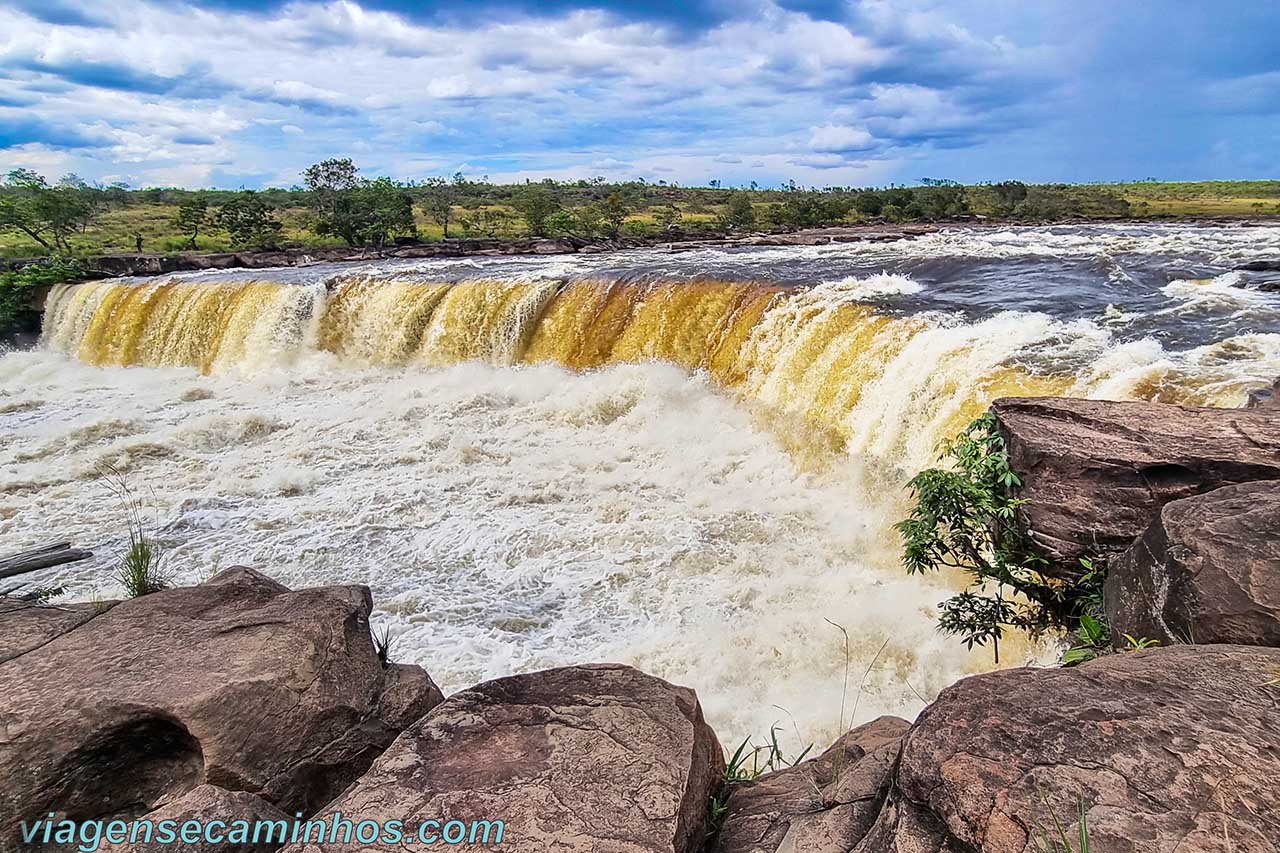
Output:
[
  {"xmin": 0, "ymin": 352, "xmax": 1008, "ymax": 750},
  {"xmin": 6, "ymin": 223, "xmax": 1280, "ymax": 753}
]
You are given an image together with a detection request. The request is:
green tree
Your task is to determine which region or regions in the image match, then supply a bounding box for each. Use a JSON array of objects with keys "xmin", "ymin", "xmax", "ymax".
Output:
[
  {"xmin": 991, "ymin": 181, "xmax": 1028, "ymax": 216},
  {"xmin": 303, "ymin": 158, "xmax": 363, "ymax": 244},
  {"xmin": 215, "ymin": 192, "xmax": 283, "ymax": 249},
  {"xmin": 511, "ymin": 185, "xmax": 561, "ymax": 236},
  {"xmin": 421, "ymin": 174, "xmax": 464, "ymax": 238},
  {"xmin": 348, "ymin": 178, "xmax": 416, "ymax": 247},
  {"xmin": 0, "ymin": 257, "xmax": 83, "ymax": 334},
  {"xmin": 572, "ymin": 205, "xmax": 603, "ymax": 237},
  {"xmin": 652, "ymin": 203, "xmax": 682, "ymax": 231},
  {"xmin": 600, "ymin": 192, "xmax": 628, "ymax": 237},
  {"xmin": 0, "ymin": 169, "xmax": 96, "ymax": 253},
  {"xmin": 543, "ymin": 210, "xmax": 575, "ymax": 236},
  {"xmin": 173, "ymin": 195, "xmax": 210, "ymax": 249},
  {"xmin": 724, "ymin": 192, "xmax": 756, "ymax": 228},
  {"xmin": 853, "ymin": 190, "xmax": 885, "ymax": 217}
]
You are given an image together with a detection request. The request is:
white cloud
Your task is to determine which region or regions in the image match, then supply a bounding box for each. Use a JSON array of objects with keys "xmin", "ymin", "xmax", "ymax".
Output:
[
  {"xmin": 808, "ymin": 124, "xmax": 876, "ymax": 153},
  {"xmin": 0, "ymin": 0, "xmax": 1054, "ymax": 187}
]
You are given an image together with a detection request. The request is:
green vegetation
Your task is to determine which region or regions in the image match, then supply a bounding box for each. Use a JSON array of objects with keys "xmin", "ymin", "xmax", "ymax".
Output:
[
  {"xmin": 2, "ymin": 160, "xmax": 1275, "ymax": 260},
  {"xmin": 214, "ymin": 191, "xmax": 284, "ymax": 250},
  {"xmin": 303, "ymin": 158, "xmax": 416, "ymax": 247},
  {"xmin": 102, "ymin": 466, "xmax": 172, "ymax": 598},
  {"xmin": 0, "ymin": 256, "xmax": 84, "ymax": 334},
  {"xmin": 898, "ymin": 414, "xmax": 1168, "ymax": 666},
  {"xmin": 896, "ymin": 413, "xmax": 1103, "ymax": 663},
  {"xmin": 1031, "ymin": 793, "xmax": 1092, "ymax": 853},
  {"xmin": 373, "ymin": 624, "xmax": 394, "ymax": 668}
]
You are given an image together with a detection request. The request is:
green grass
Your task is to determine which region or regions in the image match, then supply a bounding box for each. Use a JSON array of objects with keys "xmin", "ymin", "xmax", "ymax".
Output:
[{"xmin": 100, "ymin": 464, "xmax": 172, "ymax": 598}]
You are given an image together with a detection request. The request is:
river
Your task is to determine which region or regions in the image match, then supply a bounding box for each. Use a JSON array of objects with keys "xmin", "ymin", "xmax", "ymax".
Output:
[{"xmin": 3, "ymin": 223, "xmax": 1279, "ymax": 750}]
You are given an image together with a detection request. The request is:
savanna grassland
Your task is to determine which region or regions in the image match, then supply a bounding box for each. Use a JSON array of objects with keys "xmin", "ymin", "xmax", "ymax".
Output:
[{"xmin": 3, "ymin": 163, "xmax": 1278, "ymax": 261}]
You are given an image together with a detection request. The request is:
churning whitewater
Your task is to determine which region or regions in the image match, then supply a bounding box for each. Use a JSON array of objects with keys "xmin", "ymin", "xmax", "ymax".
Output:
[{"xmin": 4, "ymin": 223, "xmax": 1280, "ymax": 749}]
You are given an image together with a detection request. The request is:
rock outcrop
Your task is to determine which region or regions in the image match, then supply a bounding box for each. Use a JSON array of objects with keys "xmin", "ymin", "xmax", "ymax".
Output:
[
  {"xmin": 711, "ymin": 716, "xmax": 909, "ymax": 853},
  {"xmin": 96, "ymin": 785, "xmax": 290, "ymax": 853},
  {"xmin": 1105, "ymin": 480, "xmax": 1280, "ymax": 647},
  {"xmin": 282, "ymin": 663, "xmax": 725, "ymax": 853},
  {"xmin": 0, "ymin": 567, "xmax": 443, "ymax": 843},
  {"xmin": 859, "ymin": 644, "xmax": 1280, "ymax": 852},
  {"xmin": 991, "ymin": 397, "xmax": 1280, "ymax": 580},
  {"xmin": 1245, "ymin": 377, "xmax": 1280, "ymax": 407},
  {"xmin": 0, "ymin": 598, "xmax": 115, "ymax": 664}
]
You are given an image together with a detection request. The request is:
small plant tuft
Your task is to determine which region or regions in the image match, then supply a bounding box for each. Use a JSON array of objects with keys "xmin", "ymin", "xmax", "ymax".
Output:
[
  {"xmin": 373, "ymin": 624, "xmax": 394, "ymax": 668},
  {"xmin": 1030, "ymin": 790, "xmax": 1091, "ymax": 853},
  {"xmin": 101, "ymin": 464, "xmax": 171, "ymax": 598}
]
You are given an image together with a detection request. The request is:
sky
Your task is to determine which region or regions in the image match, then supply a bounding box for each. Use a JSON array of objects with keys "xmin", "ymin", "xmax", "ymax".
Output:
[{"xmin": 0, "ymin": 0, "xmax": 1276, "ymax": 189}]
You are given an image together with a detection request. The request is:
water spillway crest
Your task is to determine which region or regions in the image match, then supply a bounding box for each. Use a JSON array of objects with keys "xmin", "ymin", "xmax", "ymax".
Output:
[{"xmin": 39, "ymin": 272, "xmax": 1278, "ymax": 472}]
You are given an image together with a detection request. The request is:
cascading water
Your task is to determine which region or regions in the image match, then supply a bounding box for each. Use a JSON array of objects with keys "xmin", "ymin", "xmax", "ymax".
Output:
[{"xmin": 7, "ymin": 224, "xmax": 1280, "ymax": 748}]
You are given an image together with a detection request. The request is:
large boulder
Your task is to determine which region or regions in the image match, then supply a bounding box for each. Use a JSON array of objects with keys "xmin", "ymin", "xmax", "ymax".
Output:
[
  {"xmin": 991, "ymin": 397, "xmax": 1280, "ymax": 580},
  {"xmin": 859, "ymin": 644, "xmax": 1280, "ymax": 852},
  {"xmin": 95, "ymin": 785, "xmax": 291, "ymax": 853},
  {"xmin": 0, "ymin": 598, "xmax": 116, "ymax": 664},
  {"xmin": 1106, "ymin": 481, "xmax": 1280, "ymax": 647},
  {"xmin": 711, "ymin": 716, "xmax": 909, "ymax": 853},
  {"xmin": 0, "ymin": 568, "xmax": 444, "ymax": 844},
  {"xmin": 281, "ymin": 663, "xmax": 724, "ymax": 853}
]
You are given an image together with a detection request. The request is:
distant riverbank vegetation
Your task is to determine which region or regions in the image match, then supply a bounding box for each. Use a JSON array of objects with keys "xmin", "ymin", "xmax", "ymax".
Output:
[{"xmin": 2, "ymin": 161, "xmax": 1279, "ymax": 260}]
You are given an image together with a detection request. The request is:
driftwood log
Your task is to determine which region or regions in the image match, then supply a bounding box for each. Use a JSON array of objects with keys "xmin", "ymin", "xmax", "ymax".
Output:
[{"xmin": 0, "ymin": 542, "xmax": 93, "ymax": 581}]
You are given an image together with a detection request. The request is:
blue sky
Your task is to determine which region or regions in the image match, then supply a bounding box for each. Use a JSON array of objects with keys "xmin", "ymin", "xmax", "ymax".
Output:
[{"xmin": 1, "ymin": 0, "xmax": 1276, "ymax": 189}]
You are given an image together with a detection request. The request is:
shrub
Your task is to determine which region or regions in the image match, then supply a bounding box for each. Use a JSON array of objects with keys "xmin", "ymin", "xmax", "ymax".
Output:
[
  {"xmin": 0, "ymin": 256, "xmax": 84, "ymax": 334},
  {"xmin": 896, "ymin": 412, "xmax": 1102, "ymax": 662}
]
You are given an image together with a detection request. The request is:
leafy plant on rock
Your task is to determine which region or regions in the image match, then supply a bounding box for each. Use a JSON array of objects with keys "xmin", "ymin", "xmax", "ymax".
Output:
[{"xmin": 896, "ymin": 412, "xmax": 1098, "ymax": 662}]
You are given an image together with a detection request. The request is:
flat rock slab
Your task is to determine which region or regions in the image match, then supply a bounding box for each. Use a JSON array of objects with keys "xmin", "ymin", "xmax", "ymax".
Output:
[
  {"xmin": 282, "ymin": 664, "xmax": 725, "ymax": 853},
  {"xmin": 0, "ymin": 598, "xmax": 115, "ymax": 664},
  {"xmin": 860, "ymin": 644, "xmax": 1280, "ymax": 852},
  {"xmin": 711, "ymin": 716, "xmax": 909, "ymax": 853},
  {"xmin": 991, "ymin": 397, "xmax": 1280, "ymax": 579},
  {"xmin": 0, "ymin": 567, "xmax": 443, "ymax": 843},
  {"xmin": 1107, "ymin": 480, "xmax": 1280, "ymax": 646}
]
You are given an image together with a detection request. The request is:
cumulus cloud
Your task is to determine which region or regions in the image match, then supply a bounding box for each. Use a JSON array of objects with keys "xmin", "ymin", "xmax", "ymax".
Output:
[
  {"xmin": 1, "ymin": 0, "xmax": 1269, "ymax": 186},
  {"xmin": 809, "ymin": 124, "xmax": 875, "ymax": 153}
]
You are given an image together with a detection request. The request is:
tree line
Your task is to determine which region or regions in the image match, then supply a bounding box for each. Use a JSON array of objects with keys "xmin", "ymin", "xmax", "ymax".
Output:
[{"xmin": 1, "ymin": 161, "xmax": 1146, "ymax": 256}]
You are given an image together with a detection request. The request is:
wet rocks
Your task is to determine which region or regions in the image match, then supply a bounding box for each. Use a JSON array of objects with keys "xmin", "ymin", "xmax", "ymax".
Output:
[
  {"xmin": 711, "ymin": 716, "xmax": 909, "ymax": 853},
  {"xmin": 1234, "ymin": 259, "xmax": 1280, "ymax": 272},
  {"xmin": 0, "ymin": 567, "xmax": 443, "ymax": 841},
  {"xmin": 991, "ymin": 397, "xmax": 1280, "ymax": 580},
  {"xmin": 1105, "ymin": 480, "xmax": 1280, "ymax": 647},
  {"xmin": 865, "ymin": 644, "xmax": 1280, "ymax": 852},
  {"xmin": 282, "ymin": 663, "xmax": 725, "ymax": 853},
  {"xmin": 1245, "ymin": 377, "xmax": 1280, "ymax": 407}
]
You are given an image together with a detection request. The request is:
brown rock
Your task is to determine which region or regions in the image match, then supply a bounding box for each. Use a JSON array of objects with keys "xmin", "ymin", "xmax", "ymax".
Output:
[
  {"xmin": 992, "ymin": 397, "xmax": 1280, "ymax": 580},
  {"xmin": 282, "ymin": 663, "xmax": 724, "ymax": 853},
  {"xmin": 1244, "ymin": 377, "xmax": 1280, "ymax": 408},
  {"xmin": 260, "ymin": 663, "xmax": 445, "ymax": 816},
  {"xmin": 1106, "ymin": 481, "xmax": 1280, "ymax": 647},
  {"xmin": 864, "ymin": 644, "xmax": 1280, "ymax": 852},
  {"xmin": 0, "ymin": 598, "xmax": 115, "ymax": 664},
  {"xmin": 96, "ymin": 785, "xmax": 291, "ymax": 853},
  {"xmin": 711, "ymin": 716, "xmax": 909, "ymax": 853},
  {"xmin": 0, "ymin": 567, "xmax": 444, "ymax": 844}
]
